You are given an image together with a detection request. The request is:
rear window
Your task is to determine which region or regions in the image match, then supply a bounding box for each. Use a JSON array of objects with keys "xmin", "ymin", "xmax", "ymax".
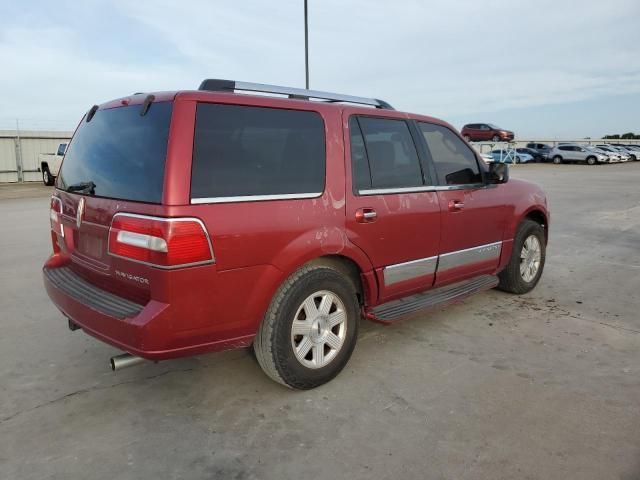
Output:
[
  {"xmin": 191, "ymin": 104, "xmax": 325, "ymax": 201},
  {"xmin": 57, "ymin": 102, "xmax": 172, "ymax": 203}
]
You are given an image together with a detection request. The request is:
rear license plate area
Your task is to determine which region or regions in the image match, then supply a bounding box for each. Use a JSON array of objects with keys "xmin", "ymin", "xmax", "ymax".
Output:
[{"xmin": 78, "ymin": 234, "xmax": 104, "ymax": 259}]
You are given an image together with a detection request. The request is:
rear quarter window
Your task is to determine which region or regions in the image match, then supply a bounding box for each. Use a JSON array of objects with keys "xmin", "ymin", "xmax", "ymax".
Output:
[{"xmin": 191, "ymin": 104, "xmax": 325, "ymax": 201}]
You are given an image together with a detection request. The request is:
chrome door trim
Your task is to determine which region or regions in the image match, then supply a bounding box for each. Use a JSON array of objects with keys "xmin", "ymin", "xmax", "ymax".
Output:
[
  {"xmin": 357, "ymin": 184, "xmax": 486, "ymax": 196},
  {"xmin": 191, "ymin": 192, "xmax": 322, "ymax": 204},
  {"xmin": 438, "ymin": 241, "xmax": 502, "ymax": 272},
  {"xmin": 358, "ymin": 186, "xmax": 436, "ymax": 196},
  {"xmin": 383, "ymin": 255, "xmax": 437, "ymax": 286},
  {"xmin": 434, "ymin": 184, "xmax": 486, "ymax": 191}
]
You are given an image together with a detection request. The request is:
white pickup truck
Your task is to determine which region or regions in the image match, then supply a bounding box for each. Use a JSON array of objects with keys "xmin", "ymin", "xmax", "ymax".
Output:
[{"xmin": 39, "ymin": 143, "xmax": 67, "ymax": 185}]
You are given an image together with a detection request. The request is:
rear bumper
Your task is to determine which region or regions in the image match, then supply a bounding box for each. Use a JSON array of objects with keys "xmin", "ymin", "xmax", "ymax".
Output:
[{"xmin": 43, "ymin": 262, "xmax": 254, "ymax": 360}]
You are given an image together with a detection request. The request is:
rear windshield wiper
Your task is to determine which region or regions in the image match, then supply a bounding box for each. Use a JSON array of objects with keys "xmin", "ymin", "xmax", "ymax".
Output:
[{"xmin": 66, "ymin": 181, "xmax": 96, "ymax": 195}]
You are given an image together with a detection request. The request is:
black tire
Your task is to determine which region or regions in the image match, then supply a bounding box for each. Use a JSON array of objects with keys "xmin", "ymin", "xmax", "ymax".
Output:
[
  {"xmin": 497, "ymin": 219, "xmax": 546, "ymax": 294},
  {"xmin": 586, "ymin": 156, "xmax": 597, "ymax": 166},
  {"xmin": 42, "ymin": 167, "xmax": 54, "ymax": 186},
  {"xmin": 492, "ymin": 135, "xmax": 500, "ymax": 142},
  {"xmin": 254, "ymin": 264, "xmax": 359, "ymax": 389},
  {"xmin": 552, "ymin": 155, "xmax": 563, "ymax": 165}
]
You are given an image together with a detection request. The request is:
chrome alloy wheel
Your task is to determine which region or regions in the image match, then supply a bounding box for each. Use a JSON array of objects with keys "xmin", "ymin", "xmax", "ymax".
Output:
[
  {"xmin": 291, "ymin": 290, "xmax": 347, "ymax": 369},
  {"xmin": 520, "ymin": 235, "xmax": 542, "ymax": 282}
]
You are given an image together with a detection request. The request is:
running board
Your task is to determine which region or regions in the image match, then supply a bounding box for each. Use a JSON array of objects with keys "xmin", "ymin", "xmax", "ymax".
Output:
[{"xmin": 367, "ymin": 275, "xmax": 499, "ymax": 324}]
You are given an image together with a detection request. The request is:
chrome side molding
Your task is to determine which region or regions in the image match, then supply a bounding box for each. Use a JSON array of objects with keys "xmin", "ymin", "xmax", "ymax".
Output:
[
  {"xmin": 384, "ymin": 256, "xmax": 438, "ymax": 286},
  {"xmin": 438, "ymin": 241, "xmax": 502, "ymax": 272},
  {"xmin": 382, "ymin": 241, "xmax": 503, "ymax": 286}
]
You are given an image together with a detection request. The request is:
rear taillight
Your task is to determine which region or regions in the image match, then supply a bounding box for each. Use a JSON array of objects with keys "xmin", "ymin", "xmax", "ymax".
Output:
[
  {"xmin": 50, "ymin": 196, "xmax": 64, "ymax": 237},
  {"xmin": 108, "ymin": 214, "xmax": 214, "ymax": 268}
]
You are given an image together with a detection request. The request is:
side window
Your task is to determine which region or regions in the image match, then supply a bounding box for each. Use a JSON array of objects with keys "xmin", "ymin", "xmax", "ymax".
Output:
[
  {"xmin": 191, "ymin": 104, "xmax": 325, "ymax": 199},
  {"xmin": 559, "ymin": 146, "xmax": 570, "ymax": 151},
  {"xmin": 349, "ymin": 117, "xmax": 371, "ymax": 191},
  {"xmin": 57, "ymin": 143, "xmax": 67, "ymax": 156},
  {"xmin": 480, "ymin": 124, "xmax": 490, "ymax": 131},
  {"xmin": 356, "ymin": 117, "xmax": 423, "ymax": 190},
  {"xmin": 418, "ymin": 122, "xmax": 483, "ymax": 186}
]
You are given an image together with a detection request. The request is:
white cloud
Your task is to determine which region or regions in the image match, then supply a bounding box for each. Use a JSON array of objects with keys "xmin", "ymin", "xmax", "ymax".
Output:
[{"xmin": 1, "ymin": 0, "xmax": 639, "ymax": 135}]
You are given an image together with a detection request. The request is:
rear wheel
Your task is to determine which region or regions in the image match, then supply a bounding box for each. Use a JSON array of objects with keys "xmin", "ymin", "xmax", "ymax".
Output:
[
  {"xmin": 497, "ymin": 219, "xmax": 546, "ymax": 294},
  {"xmin": 42, "ymin": 167, "xmax": 54, "ymax": 186},
  {"xmin": 254, "ymin": 265, "xmax": 359, "ymax": 389},
  {"xmin": 552, "ymin": 155, "xmax": 563, "ymax": 164},
  {"xmin": 463, "ymin": 135, "xmax": 471, "ymax": 142}
]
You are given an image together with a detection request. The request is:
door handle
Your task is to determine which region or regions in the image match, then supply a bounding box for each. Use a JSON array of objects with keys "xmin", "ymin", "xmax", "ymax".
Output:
[
  {"xmin": 449, "ymin": 200, "xmax": 465, "ymax": 211},
  {"xmin": 355, "ymin": 208, "xmax": 377, "ymax": 223}
]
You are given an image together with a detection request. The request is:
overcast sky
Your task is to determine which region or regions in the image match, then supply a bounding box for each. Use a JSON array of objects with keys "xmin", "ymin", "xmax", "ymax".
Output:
[{"xmin": 1, "ymin": 0, "xmax": 639, "ymax": 138}]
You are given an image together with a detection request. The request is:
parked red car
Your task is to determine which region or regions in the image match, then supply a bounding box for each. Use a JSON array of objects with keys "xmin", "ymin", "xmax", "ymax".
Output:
[
  {"xmin": 461, "ymin": 123, "xmax": 515, "ymax": 143},
  {"xmin": 43, "ymin": 80, "xmax": 548, "ymax": 389}
]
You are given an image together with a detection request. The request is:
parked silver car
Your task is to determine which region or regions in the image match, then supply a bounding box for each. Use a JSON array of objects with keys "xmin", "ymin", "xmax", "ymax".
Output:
[
  {"xmin": 585, "ymin": 146, "xmax": 615, "ymax": 163},
  {"xmin": 594, "ymin": 145, "xmax": 624, "ymax": 162},
  {"xmin": 549, "ymin": 144, "xmax": 608, "ymax": 165},
  {"xmin": 597, "ymin": 145, "xmax": 632, "ymax": 162},
  {"xmin": 609, "ymin": 145, "xmax": 638, "ymax": 161}
]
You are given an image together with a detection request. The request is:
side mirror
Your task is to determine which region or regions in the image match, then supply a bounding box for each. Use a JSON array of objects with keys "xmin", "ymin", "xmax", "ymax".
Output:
[{"xmin": 487, "ymin": 162, "xmax": 509, "ymax": 184}]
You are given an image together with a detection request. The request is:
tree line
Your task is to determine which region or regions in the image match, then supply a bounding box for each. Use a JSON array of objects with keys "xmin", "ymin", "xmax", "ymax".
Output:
[{"xmin": 603, "ymin": 132, "xmax": 640, "ymax": 139}]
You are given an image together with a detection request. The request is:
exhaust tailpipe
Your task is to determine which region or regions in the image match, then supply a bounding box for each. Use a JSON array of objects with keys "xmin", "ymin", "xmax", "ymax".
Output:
[{"xmin": 110, "ymin": 353, "xmax": 145, "ymax": 371}]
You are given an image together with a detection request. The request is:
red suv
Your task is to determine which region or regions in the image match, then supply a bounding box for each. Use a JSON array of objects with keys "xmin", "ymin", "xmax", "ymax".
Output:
[
  {"xmin": 461, "ymin": 123, "xmax": 515, "ymax": 143},
  {"xmin": 43, "ymin": 80, "xmax": 548, "ymax": 389}
]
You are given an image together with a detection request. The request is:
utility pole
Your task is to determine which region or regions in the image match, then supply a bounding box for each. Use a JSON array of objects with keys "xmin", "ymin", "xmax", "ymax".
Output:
[{"xmin": 304, "ymin": 0, "xmax": 309, "ymax": 89}]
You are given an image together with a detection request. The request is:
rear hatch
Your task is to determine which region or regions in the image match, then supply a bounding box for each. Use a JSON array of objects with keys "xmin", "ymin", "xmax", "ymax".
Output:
[{"xmin": 54, "ymin": 100, "xmax": 173, "ymax": 304}]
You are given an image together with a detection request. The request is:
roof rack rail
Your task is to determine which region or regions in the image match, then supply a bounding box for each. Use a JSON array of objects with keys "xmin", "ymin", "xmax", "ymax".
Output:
[{"xmin": 198, "ymin": 79, "xmax": 394, "ymax": 110}]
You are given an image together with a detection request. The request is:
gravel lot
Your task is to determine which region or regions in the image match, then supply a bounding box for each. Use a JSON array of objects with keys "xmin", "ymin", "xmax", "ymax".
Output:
[{"xmin": 1, "ymin": 163, "xmax": 639, "ymax": 480}]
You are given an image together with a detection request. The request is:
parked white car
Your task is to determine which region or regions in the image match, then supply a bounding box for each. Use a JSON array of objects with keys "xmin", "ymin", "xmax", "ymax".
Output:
[{"xmin": 39, "ymin": 143, "xmax": 67, "ymax": 185}]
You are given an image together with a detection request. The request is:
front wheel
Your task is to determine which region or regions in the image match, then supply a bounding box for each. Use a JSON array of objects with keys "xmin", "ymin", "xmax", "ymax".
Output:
[
  {"xmin": 492, "ymin": 135, "xmax": 500, "ymax": 142},
  {"xmin": 586, "ymin": 156, "xmax": 597, "ymax": 166},
  {"xmin": 497, "ymin": 219, "xmax": 546, "ymax": 294},
  {"xmin": 254, "ymin": 265, "xmax": 359, "ymax": 389}
]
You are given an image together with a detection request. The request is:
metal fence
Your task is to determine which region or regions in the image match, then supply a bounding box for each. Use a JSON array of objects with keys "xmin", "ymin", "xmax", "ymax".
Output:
[
  {"xmin": 1, "ymin": 129, "xmax": 639, "ymax": 183},
  {"xmin": 472, "ymin": 139, "xmax": 640, "ymax": 153},
  {"xmin": 0, "ymin": 130, "xmax": 73, "ymax": 183}
]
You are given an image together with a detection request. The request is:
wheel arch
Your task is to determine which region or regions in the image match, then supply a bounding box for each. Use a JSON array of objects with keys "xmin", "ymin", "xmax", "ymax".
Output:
[
  {"xmin": 303, "ymin": 254, "xmax": 371, "ymax": 306},
  {"xmin": 524, "ymin": 208, "xmax": 548, "ymax": 244}
]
